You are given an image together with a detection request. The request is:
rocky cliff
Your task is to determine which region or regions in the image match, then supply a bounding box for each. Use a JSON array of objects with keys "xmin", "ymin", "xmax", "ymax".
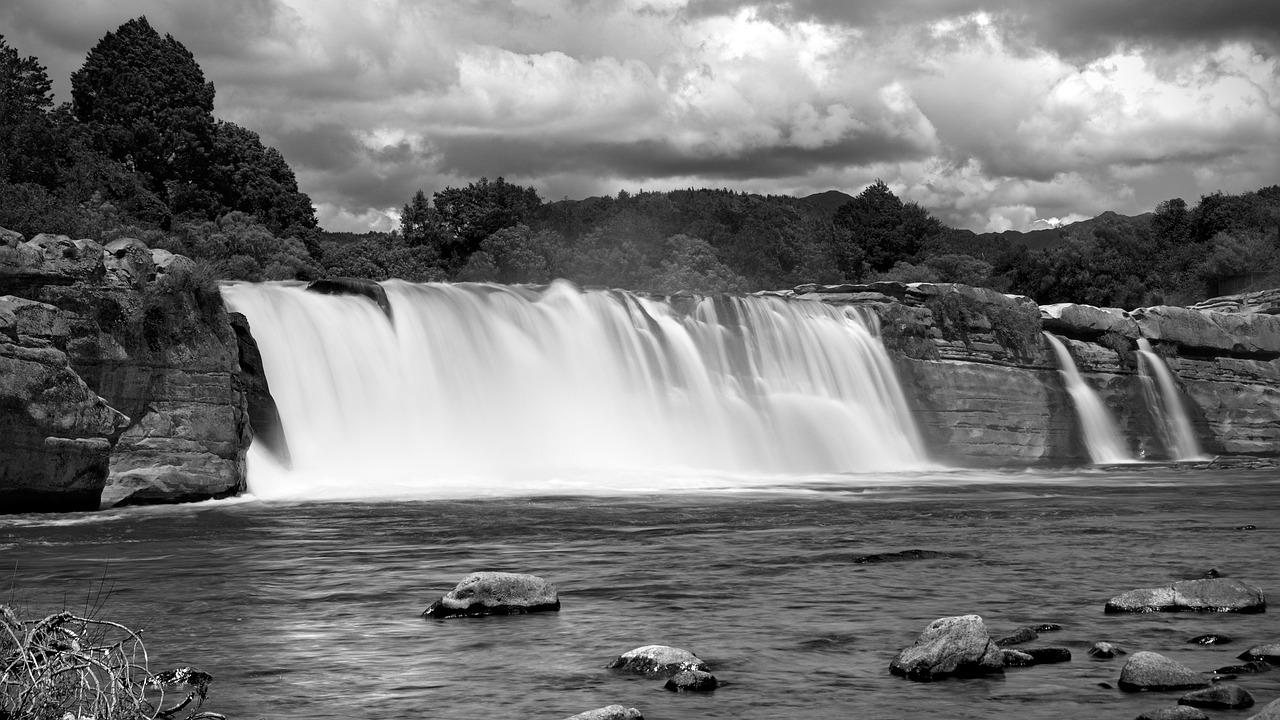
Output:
[
  {"xmin": 786, "ymin": 282, "xmax": 1280, "ymax": 464},
  {"xmin": 1, "ymin": 229, "xmax": 259, "ymax": 512}
]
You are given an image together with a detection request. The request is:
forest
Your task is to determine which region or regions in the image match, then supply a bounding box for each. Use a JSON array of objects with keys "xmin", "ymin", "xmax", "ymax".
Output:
[{"xmin": 3, "ymin": 18, "xmax": 1279, "ymax": 309}]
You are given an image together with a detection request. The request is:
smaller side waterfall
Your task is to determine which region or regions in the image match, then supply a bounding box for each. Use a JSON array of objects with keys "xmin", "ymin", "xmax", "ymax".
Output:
[
  {"xmin": 1043, "ymin": 332, "xmax": 1132, "ymax": 464},
  {"xmin": 1136, "ymin": 338, "xmax": 1205, "ymax": 461}
]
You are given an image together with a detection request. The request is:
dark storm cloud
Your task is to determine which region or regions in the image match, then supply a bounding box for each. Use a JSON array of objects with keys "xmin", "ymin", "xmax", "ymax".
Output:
[{"xmin": 688, "ymin": 0, "xmax": 1280, "ymax": 55}]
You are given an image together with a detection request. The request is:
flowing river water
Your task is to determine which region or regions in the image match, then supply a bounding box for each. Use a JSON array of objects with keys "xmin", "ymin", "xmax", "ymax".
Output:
[{"xmin": 4, "ymin": 468, "xmax": 1279, "ymax": 719}]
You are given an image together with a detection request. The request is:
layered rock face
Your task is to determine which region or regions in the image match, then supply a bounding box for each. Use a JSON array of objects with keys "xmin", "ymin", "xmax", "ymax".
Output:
[
  {"xmin": 786, "ymin": 282, "xmax": 1280, "ymax": 463},
  {"xmin": 1, "ymin": 229, "xmax": 255, "ymax": 511}
]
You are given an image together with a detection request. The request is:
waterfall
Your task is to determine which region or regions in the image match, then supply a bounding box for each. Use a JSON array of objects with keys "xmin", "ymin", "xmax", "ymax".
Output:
[
  {"xmin": 221, "ymin": 280, "xmax": 927, "ymax": 499},
  {"xmin": 1042, "ymin": 332, "xmax": 1132, "ymax": 464},
  {"xmin": 1136, "ymin": 338, "xmax": 1205, "ymax": 461}
]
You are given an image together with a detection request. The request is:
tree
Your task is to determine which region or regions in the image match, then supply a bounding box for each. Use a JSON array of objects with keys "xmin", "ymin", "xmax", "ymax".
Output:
[
  {"xmin": 0, "ymin": 35, "xmax": 60, "ymax": 187},
  {"xmin": 399, "ymin": 189, "xmax": 439, "ymax": 246},
  {"xmin": 432, "ymin": 176, "xmax": 541, "ymax": 261},
  {"xmin": 197, "ymin": 120, "xmax": 316, "ymax": 235},
  {"xmin": 71, "ymin": 17, "xmax": 215, "ymax": 202},
  {"xmin": 833, "ymin": 180, "xmax": 944, "ymax": 272}
]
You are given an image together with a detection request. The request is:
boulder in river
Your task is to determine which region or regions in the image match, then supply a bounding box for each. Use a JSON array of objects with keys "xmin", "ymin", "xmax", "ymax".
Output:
[
  {"xmin": 664, "ymin": 669, "xmax": 719, "ymax": 692},
  {"xmin": 1186, "ymin": 633, "xmax": 1232, "ymax": 645},
  {"xmin": 994, "ymin": 626, "xmax": 1038, "ymax": 646},
  {"xmin": 1023, "ymin": 647, "xmax": 1071, "ymax": 664},
  {"xmin": 1214, "ymin": 660, "xmax": 1271, "ymax": 675},
  {"xmin": 1135, "ymin": 707, "xmax": 1209, "ymax": 720},
  {"xmin": 888, "ymin": 614, "xmax": 1004, "ymax": 681},
  {"xmin": 1104, "ymin": 578, "xmax": 1266, "ymax": 613},
  {"xmin": 1002, "ymin": 649, "xmax": 1035, "ymax": 667},
  {"xmin": 563, "ymin": 706, "xmax": 644, "ymax": 720},
  {"xmin": 607, "ymin": 645, "xmax": 710, "ymax": 676},
  {"xmin": 1090, "ymin": 642, "xmax": 1126, "ymax": 659},
  {"xmin": 1118, "ymin": 651, "xmax": 1211, "ymax": 692},
  {"xmin": 422, "ymin": 572, "xmax": 559, "ymax": 618},
  {"xmin": 1237, "ymin": 644, "xmax": 1280, "ymax": 664},
  {"xmin": 1178, "ymin": 683, "xmax": 1254, "ymax": 709},
  {"xmin": 1247, "ymin": 698, "xmax": 1280, "ymax": 720}
]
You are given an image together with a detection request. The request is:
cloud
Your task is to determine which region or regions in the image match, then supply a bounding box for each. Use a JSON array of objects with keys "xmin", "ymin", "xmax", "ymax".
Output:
[{"xmin": 2, "ymin": 0, "xmax": 1278, "ymax": 232}]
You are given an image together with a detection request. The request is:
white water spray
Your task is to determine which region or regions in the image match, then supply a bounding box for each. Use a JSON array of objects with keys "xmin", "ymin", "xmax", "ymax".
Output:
[
  {"xmin": 222, "ymin": 281, "xmax": 927, "ymax": 499},
  {"xmin": 1042, "ymin": 332, "xmax": 1132, "ymax": 464},
  {"xmin": 1136, "ymin": 338, "xmax": 1205, "ymax": 461}
]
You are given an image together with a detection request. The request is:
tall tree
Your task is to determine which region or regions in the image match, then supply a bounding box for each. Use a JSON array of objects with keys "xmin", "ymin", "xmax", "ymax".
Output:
[
  {"xmin": 833, "ymin": 180, "xmax": 944, "ymax": 272},
  {"xmin": 0, "ymin": 35, "xmax": 59, "ymax": 186},
  {"xmin": 71, "ymin": 17, "xmax": 215, "ymax": 201},
  {"xmin": 432, "ymin": 176, "xmax": 541, "ymax": 261}
]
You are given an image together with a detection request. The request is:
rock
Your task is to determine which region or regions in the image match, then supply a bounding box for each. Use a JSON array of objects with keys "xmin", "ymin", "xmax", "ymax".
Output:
[
  {"xmin": 664, "ymin": 669, "xmax": 719, "ymax": 692},
  {"xmin": 1246, "ymin": 697, "xmax": 1280, "ymax": 720},
  {"xmin": 1237, "ymin": 644, "xmax": 1280, "ymax": 664},
  {"xmin": 1215, "ymin": 660, "xmax": 1271, "ymax": 675},
  {"xmin": 1187, "ymin": 634, "xmax": 1232, "ymax": 645},
  {"xmin": 307, "ymin": 277, "xmax": 392, "ymax": 319},
  {"xmin": 851, "ymin": 549, "xmax": 967, "ymax": 564},
  {"xmin": 994, "ymin": 626, "xmax": 1038, "ymax": 646},
  {"xmin": 1090, "ymin": 642, "xmax": 1126, "ymax": 659},
  {"xmin": 102, "ymin": 237, "xmax": 155, "ymax": 289},
  {"xmin": 1031, "ymin": 623, "xmax": 1063, "ymax": 632},
  {"xmin": 562, "ymin": 706, "xmax": 644, "ymax": 720},
  {"xmin": 1238, "ymin": 524, "xmax": 1258, "ymax": 530},
  {"xmin": 0, "ymin": 315, "xmax": 129, "ymax": 512},
  {"xmin": 1024, "ymin": 647, "xmax": 1071, "ymax": 664},
  {"xmin": 1178, "ymin": 683, "xmax": 1254, "ymax": 709},
  {"xmin": 607, "ymin": 645, "xmax": 709, "ymax": 676},
  {"xmin": 1041, "ymin": 302, "xmax": 1139, "ymax": 337},
  {"xmin": 0, "ymin": 226, "xmax": 22, "ymax": 247},
  {"xmin": 1131, "ymin": 305, "xmax": 1280, "ymax": 356},
  {"xmin": 1002, "ymin": 649, "xmax": 1036, "ymax": 667},
  {"xmin": 1105, "ymin": 578, "xmax": 1266, "ymax": 613},
  {"xmin": 229, "ymin": 312, "xmax": 290, "ymax": 467},
  {"xmin": 1118, "ymin": 651, "xmax": 1211, "ymax": 692},
  {"xmin": 422, "ymin": 572, "xmax": 559, "ymax": 618},
  {"xmin": 888, "ymin": 614, "xmax": 1004, "ymax": 681},
  {"xmin": 1135, "ymin": 707, "xmax": 1209, "ymax": 720}
]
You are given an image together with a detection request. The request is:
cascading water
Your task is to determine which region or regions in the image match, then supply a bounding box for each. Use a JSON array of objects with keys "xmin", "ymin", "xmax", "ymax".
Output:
[
  {"xmin": 221, "ymin": 280, "xmax": 927, "ymax": 499},
  {"xmin": 1136, "ymin": 338, "xmax": 1205, "ymax": 461},
  {"xmin": 1042, "ymin": 332, "xmax": 1132, "ymax": 464}
]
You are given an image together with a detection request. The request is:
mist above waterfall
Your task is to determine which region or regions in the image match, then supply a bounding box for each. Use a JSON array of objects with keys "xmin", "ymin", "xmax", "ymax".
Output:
[{"xmin": 222, "ymin": 281, "xmax": 927, "ymax": 499}]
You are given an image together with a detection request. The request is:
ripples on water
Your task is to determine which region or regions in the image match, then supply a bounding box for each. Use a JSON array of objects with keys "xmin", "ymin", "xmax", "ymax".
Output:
[{"xmin": 4, "ymin": 468, "xmax": 1280, "ymax": 719}]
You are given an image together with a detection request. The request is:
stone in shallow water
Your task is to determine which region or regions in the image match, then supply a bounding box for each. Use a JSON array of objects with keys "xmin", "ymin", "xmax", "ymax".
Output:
[
  {"xmin": 562, "ymin": 705, "xmax": 644, "ymax": 720},
  {"xmin": 1247, "ymin": 697, "xmax": 1280, "ymax": 720},
  {"xmin": 1090, "ymin": 642, "xmax": 1126, "ymax": 659},
  {"xmin": 664, "ymin": 669, "xmax": 719, "ymax": 692},
  {"xmin": 1135, "ymin": 706, "xmax": 1209, "ymax": 720},
  {"xmin": 422, "ymin": 572, "xmax": 559, "ymax": 618},
  {"xmin": 1105, "ymin": 578, "xmax": 1266, "ymax": 613},
  {"xmin": 1118, "ymin": 651, "xmax": 1210, "ymax": 692},
  {"xmin": 1023, "ymin": 647, "xmax": 1071, "ymax": 664},
  {"xmin": 1237, "ymin": 644, "xmax": 1280, "ymax": 663},
  {"xmin": 1215, "ymin": 660, "xmax": 1271, "ymax": 675},
  {"xmin": 994, "ymin": 626, "xmax": 1038, "ymax": 646},
  {"xmin": 1186, "ymin": 633, "xmax": 1232, "ymax": 645},
  {"xmin": 1178, "ymin": 683, "xmax": 1254, "ymax": 709},
  {"xmin": 850, "ymin": 549, "xmax": 968, "ymax": 564},
  {"xmin": 607, "ymin": 645, "xmax": 710, "ymax": 676},
  {"xmin": 889, "ymin": 614, "xmax": 1004, "ymax": 681},
  {"xmin": 1001, "ymin": 649, "xmax": 1035, "ymax": 667}
]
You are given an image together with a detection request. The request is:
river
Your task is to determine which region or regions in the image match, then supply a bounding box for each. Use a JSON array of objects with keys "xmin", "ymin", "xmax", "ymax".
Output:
[{"xmin": 4, "ymin": 466, "xmax": 1278, "ymax": 719}]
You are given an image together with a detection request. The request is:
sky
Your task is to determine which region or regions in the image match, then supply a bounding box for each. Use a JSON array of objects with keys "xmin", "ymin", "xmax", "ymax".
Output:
[{"xmin": 2, "ymin": 1, "xmax": 1279, "ymax": 234}]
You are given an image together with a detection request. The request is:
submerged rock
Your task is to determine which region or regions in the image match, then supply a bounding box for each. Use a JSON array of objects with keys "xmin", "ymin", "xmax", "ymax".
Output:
[
  {"xmin": 563, "ymin": 706, "xmax": 644, "ymax": 720},
  {"xmin": 1090, "ymin": 642, "xmax": 1126, "ymax": 659},
  {"xmin": 1186, "ymin": 634, "xmax": 1232, "ymax": 645},
  {"xmin": 889, "ymin": 614, "xmax": 1004, "ymax": 681},
  {"xmin": 307, "ymin": 277, "xmax": 393, "ymax": 319},
  {"xmin": 1105, "ymin": 578, "xmax": 1266, "ymax": 613},
  {"xmin": 1214, "ymin": 660, "xmax": 1271, "ymax": 675},
  {"xmin": 1023, "ymin": 647, "xmax": 1071, "ymax": 664},
  {"xmin": 607, "ymin": 645, "xmax": 709, "ymax": 676},
  {"xmin": 422, "ymin": 572, "xmax": 559, "ymax": 618},
  {"xmin": 1178, "ymin": 683, "xmax": 1254, "ymax": 709},
  {"xmin": 1237, "ymin": 644, "xmax": 1280, "ymax": 663},
  {"xmin": 1118, "ymin": 651, "xmax": 1210, "ymax": 692},
  {"xmin": 995, "ymin": 626, "xmax": 1038, "ymax": 646},
  {"xmin": 851, "ymin": 549, "xmax": 968, "ymax": 564},
  {"xmin": 664, "ymin": 669, "xmax": 719, "ymax": 692}
]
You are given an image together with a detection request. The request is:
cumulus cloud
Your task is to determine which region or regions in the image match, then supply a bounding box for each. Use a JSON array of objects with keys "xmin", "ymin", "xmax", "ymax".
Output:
[{"xmin": 2, "ymin": 0, "xmax": 1278, "ymax": 232}]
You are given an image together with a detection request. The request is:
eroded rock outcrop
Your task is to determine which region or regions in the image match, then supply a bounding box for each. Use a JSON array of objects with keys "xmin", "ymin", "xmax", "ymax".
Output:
[{"xmin": 1, "ymin": 228, "xmax": 254, "ymax": 511}]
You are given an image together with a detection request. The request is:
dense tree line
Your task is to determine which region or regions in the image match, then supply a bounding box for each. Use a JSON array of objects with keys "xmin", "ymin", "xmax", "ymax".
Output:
[{"xmin": 4, "ymin": 21, "xmax": 1278, "ymax": 306}]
